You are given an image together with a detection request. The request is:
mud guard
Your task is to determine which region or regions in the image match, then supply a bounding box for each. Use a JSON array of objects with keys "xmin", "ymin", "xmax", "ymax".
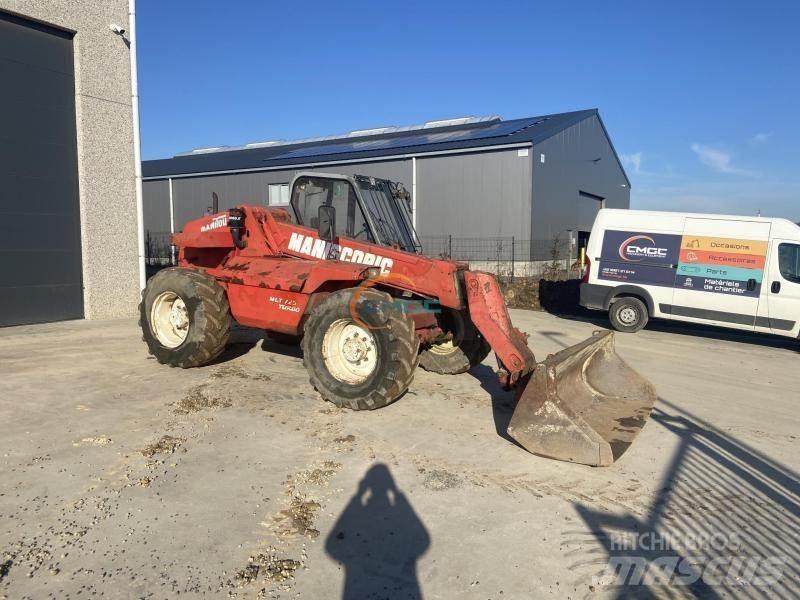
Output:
[{"xmin": 508, "ymin": 330, "xmax": 656, "ymax": 466}]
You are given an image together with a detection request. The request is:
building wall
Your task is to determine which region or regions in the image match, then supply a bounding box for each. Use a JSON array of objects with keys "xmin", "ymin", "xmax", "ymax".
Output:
[
  {"xmin": 530, "ymin": 115, "xmax": 630, "ymax": 247},
  {"xmin": 143, "ymin": 179, "xmax": 170, "ymax": 234},
  {"xmin": 143, "ymin": 148, "xmax": 533, "ymax": 245},
  {"xmin": 415, "ymin": 148, "xmax": 532, "ymax": 240},
  {"xmin": 141, "ymin": 118, "xmax": 628, "ymax": 262},
  {"xmin": 0, "ymin": 1, "xmax": 139, "ymax": 319},
  {"xmin": 143, "ymin": 159, "xmax": 412, "ymax": 234}
]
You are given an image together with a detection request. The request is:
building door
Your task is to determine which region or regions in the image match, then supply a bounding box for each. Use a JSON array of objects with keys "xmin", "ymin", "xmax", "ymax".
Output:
[
  {"xmin": 0, "ymin": 12, "xmax": 83, "ymax": 326},
  {"xmin": 671, "ymin": 218, "xmax": 770, "ymax": 330}
]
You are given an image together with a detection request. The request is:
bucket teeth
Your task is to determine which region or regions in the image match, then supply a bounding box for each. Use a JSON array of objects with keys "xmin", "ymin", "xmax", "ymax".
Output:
[{"xmin": 507, "ymin": 331, "xmax": 656, "ymax": 467}]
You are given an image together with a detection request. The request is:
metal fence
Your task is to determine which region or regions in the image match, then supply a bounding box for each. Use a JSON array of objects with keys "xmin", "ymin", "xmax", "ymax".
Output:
[
  {"xmin": 144, "ymin": 231, "xmax": 174, "ymax": 266},
  {"xmin": 419, "ymin": 235, "xmax": 580, "ymax": 280},
  {"xmin": 144, "ymin": 230, "xmax": 581, "ymax": 280}
]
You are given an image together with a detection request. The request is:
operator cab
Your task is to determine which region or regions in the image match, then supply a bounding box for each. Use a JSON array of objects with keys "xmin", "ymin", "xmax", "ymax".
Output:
[{"xmin": 288, "ymin": 172, "xmax": 421, "ymax": 254}]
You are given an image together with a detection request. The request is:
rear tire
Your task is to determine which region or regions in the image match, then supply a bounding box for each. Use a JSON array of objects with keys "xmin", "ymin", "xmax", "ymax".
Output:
[
  {"xmin": 302, "ymin": 288, "xmax": 419, "ymax": 410},
  {"xmin": 609, "ymin": 297, "xmax": 648, "ymax": 333},
  {"xmin": 140, "ymin": 268, "xmax": 231, "ymax": 367},
  {"xmin": 419, "ymin": 310, "xmax": 491, "ymax": 374}
]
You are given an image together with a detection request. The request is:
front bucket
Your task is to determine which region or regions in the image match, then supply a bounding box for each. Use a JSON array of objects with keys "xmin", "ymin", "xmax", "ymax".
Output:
[{"xmin": 507, "ymin": 330, "xmax": 656, "ymax": 466}]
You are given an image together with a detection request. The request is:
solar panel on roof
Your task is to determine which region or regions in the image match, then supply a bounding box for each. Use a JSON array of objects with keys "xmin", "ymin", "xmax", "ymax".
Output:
[{"xmin": 269, "ymin": 118, "xmax": 543, "ymax": 162}]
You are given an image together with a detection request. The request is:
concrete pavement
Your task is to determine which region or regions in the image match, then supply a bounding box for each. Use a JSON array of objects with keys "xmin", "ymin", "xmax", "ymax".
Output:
[{"xmin": 1, "ymin": 311, "xmax": 798, "ymax": 599}]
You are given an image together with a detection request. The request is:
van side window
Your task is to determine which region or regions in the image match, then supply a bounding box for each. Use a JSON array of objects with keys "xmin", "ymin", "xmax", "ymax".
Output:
[{"xmin": 778, "ymin": 243, "xmax": 800, "ymax": 284}]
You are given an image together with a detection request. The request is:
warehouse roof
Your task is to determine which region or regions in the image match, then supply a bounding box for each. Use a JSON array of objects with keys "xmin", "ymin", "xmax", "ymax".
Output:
[{"xmin": 143, "ymin": 108, "xmax": 628, "ymax": 184}]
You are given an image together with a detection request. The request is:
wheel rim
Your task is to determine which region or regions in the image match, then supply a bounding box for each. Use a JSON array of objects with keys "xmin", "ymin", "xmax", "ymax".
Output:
[
  {"xmin": 150, "ymin": 291, "xmax": 190, "ymax": 348},
  {"xmin": 322, "ymin": 319, "xmax": 378, "ymax": 384},
  {"xmin": 429, "ymin": 339, "xmax": 458, "ymax": 356},
  {"xmin": 618, "ymin": 306, "xmax": 638, "ymax": 325},
  {"xmin": 429, "ymin": 309, "xmax": 466, "ymax": 355}
]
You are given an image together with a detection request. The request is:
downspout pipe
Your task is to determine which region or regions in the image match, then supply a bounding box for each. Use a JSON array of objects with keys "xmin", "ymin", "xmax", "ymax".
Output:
[
  {"xmin": 411, "ymin": 156, "xmax": 417, "ymax": 229},
  {"xmin": 129, "ymin": 0, "xmax": 146, "ymax": 290}
]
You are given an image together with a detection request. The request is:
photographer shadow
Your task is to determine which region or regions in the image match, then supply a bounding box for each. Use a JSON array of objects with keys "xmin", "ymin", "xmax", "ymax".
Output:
[{"xmin": 325, "ymin": 464, "xmax": 430, "ymax": 600}]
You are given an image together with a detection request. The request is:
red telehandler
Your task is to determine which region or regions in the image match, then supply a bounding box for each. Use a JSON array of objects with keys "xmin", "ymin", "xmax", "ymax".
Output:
[{"xmin": 140, "ymin": 172, "xmax": 655, "ymax": 466}]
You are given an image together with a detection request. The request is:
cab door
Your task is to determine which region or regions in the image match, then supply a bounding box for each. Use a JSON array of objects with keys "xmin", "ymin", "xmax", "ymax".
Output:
[
  {"xmin": 762, "ymin": 240, "xmax": 800, "ymax": 336},
  {"xmin": 290, "ymin": 175, "xmax": 373, "ymax": 243},
  {"xmin": 671, "ymin": 218, "xmax": 770, "ymax": 330}
]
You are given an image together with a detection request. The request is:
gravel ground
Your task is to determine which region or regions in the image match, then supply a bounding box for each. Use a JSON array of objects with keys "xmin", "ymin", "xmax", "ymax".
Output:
[{"xmin": 1, "ymin": 310, "xmax": 798, "ymax": 599}]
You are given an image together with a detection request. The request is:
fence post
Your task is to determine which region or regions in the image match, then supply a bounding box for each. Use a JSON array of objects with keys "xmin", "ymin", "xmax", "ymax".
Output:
[
  {"xmin": 566, "ymin": 238, "xmax": 570, "ymax": 274},
  {"xmin": 511, "ymin": 236, "xmax": 515, "ymax": 281},
  {"xmin": 448, "ymin": 234, "xmax": 452, "ymax": 259}
]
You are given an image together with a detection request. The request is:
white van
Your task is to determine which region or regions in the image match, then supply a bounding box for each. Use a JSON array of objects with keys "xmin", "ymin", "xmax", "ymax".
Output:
[{"xmin": 579, "ymin": 208, "xmax": 800, "ymax": 338}]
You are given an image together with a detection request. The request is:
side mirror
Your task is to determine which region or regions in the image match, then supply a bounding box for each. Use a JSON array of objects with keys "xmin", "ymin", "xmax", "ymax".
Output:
[{"xmin": 318, "ymin": 204, "xmax": 336, "ymax": 241}]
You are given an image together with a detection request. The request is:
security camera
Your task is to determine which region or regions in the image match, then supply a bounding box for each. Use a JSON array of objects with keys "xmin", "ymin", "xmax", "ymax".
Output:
[{"xmin": 110, "ymin": 23, "xmax": 126, "ymax": 35}]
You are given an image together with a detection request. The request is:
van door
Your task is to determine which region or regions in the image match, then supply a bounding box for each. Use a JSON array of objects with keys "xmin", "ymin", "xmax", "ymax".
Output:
[
  {"xmin": 595, "ymin": 227, "xmax": 682, "ymax": 319},
  {"xmin": 670, "ymin": 218, "xmax": 770, "ymax": 330},
  {"xmin": 762, "ymin": 240, "xmax": 800, "ymax": 336}
]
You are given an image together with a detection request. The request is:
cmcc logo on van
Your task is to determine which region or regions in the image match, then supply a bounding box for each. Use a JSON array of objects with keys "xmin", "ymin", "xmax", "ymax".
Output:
[{"xmin": 618, "ymin": 235, "xmax": 669, "ymax": 262}]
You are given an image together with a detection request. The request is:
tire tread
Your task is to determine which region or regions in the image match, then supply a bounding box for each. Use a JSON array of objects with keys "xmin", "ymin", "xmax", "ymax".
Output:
[
  {"xmin": 301, "ymin": 289, "xmax": 418, "ymax": 410},
  {"xmin": 139, "ymin": 268, "xmax": 231, "ymax": 368}
]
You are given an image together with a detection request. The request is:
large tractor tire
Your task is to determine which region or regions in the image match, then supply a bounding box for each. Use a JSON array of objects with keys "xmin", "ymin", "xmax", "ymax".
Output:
[
  {"xmin": 140, "ymin": 268, "xmax": 231, "ymax": 368},
  {"xmin": 419, "ymin": 310, "xmax": 491, "ymax": 375},
  {"xmin": 302, "ymin": 288, "xmax": 419, "ymax": 410}
]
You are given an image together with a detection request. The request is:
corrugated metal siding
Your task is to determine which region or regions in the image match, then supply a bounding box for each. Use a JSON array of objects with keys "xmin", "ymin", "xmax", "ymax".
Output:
[
  {"xmin": 531, "ymin": 115, "xmax": 630, "ymax": 244},
  {"xmin": 142, "ymin": 180, "xmax": 171, "ymax": 233},
  {"xmin": 171, "ymin": 171, "xmax": 278, "ymax": 230},
  {"xmin": 415, "ymin": 149, "xmax": 532, "ymax": 239},
  {"xmin": 156, "ymin": 160, "xmax": 412, "ymax": 233}
]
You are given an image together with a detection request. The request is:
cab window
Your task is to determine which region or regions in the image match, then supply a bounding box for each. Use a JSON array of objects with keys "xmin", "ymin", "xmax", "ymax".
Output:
[
  {"xmin": 290, "ymin": 177, "xmax": 373, "ymax": 242},
  {"xmin": 778, "ymin": 243, "xmax": 800, "ymax": 284}
]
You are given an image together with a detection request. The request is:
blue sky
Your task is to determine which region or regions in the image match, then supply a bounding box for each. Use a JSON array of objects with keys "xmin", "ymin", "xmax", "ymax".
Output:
[{"xmin": 138, "ymin": 0, "xmax": 800, "ymax": 220}]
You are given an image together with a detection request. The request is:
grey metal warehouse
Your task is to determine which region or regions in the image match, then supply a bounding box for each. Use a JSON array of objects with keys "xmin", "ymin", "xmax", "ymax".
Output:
[{"xmin": 141, "ymin": 109, "xmax": 630, "ymax": 264}]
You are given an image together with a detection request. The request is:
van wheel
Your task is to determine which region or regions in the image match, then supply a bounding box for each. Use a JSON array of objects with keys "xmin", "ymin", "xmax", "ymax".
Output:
[{"xmin": 609, "ymin": 297, "xmax": 648, "ymax": 333}]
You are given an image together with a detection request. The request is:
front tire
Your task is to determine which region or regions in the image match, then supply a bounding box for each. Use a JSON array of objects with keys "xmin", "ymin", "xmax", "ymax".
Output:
[
  {"xmin": 140, "ymin": 268, "xmax": 231, "ymax": 367},
  {"xmin": 302, "ymin": 289, "xmax": 419, "ymax": 410},
  {"xmin": 609, "ymin": 297, "xmax": 648, "ymax": 333}
]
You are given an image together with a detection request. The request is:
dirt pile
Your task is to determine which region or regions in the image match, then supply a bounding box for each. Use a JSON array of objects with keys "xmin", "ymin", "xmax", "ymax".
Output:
[
  {"xmin": 140, "ymin": 435, "xmax": 185, "ymax": 457},
  {"xmin": 233, "ymin": 548, "xmax": 302, "ymax": 586},
  {"xmin": 499, "ymin": 278, "xmax": 541, "ymax": 310},
  {"xmin": 174, "ymin": 385, "xmax": 231, "ymax": 414}
]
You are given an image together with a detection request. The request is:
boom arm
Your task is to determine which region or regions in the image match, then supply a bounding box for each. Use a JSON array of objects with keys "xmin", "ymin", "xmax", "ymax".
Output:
[{"xmin": 462, "ymin": 271, "xmax": 536, "ymax": 388}]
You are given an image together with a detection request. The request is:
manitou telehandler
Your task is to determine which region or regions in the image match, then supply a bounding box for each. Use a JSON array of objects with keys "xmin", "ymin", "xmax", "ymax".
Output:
[{"xmin": 140, "ymin": 172, "xmax": 655, "ymax": 466}]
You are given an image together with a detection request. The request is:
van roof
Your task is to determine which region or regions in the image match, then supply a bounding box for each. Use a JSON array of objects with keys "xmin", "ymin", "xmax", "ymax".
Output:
[{"xmin": 598, "ymin": 208, "xmax": 800, "ymax": 236}]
